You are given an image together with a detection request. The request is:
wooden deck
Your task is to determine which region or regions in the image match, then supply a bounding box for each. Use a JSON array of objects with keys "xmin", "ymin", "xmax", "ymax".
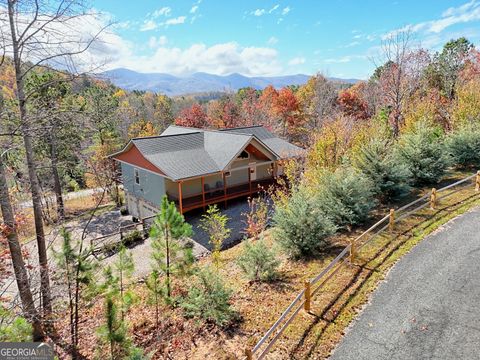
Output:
[{"xmin": 169, "ymin": 177, "xmax": 275, "ymax": 213}]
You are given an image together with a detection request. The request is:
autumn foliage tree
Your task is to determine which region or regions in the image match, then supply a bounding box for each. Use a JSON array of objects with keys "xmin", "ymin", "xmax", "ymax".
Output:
[
  {"xmin": 175, "ymin": 103, "xmax": 209, "ymax": 128},
  {"xmin": 337, "ymin": 86, "xmax": 369, "ymax": 120}
]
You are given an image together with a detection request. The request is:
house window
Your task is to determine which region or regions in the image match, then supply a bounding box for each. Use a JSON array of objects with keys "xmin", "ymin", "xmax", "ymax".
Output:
[
  {"xmin": 224, "ymin": 171, "xmax": 231, "ymax": 177},
  {"xmin": 134, "ymin": 168, "xmax": 140, "ymax": 185},
  {"xmin": 237, "ymin": 150, "xmax": 249, "ymax": 159}
]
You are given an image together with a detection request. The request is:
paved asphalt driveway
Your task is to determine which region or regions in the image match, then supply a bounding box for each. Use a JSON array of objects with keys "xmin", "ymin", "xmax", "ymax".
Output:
[{"xmin": 330, "ymin": 207, "xmax": 480, "ymax": 360}]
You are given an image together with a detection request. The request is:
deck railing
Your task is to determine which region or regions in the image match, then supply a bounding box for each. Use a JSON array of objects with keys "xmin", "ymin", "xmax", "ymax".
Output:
[{"xmin": 245, "ymin": 170, "xmax": 480, "ymax": 360}]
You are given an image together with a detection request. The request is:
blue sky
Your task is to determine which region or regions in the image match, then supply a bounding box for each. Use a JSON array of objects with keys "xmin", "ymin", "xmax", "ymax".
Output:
[{"xmin": 92, "ymin": 0, "xmax": 480, "ymax": 79}]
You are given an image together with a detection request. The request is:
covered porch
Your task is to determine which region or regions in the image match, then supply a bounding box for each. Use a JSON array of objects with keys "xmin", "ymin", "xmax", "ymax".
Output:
[{"xmin": 166, "ymin": 161, "xmax": 278, "ymax": 213}]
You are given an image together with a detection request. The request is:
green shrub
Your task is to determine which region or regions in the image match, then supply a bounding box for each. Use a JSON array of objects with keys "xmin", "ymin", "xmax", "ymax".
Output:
[
  {"xmin": 352, "ymin": 139, "xmax": 411, "ymax": 201},
  {"xmin": 273, "ymin": 186, "xmax": 337, "ymax": 258},
  {"xmin": 236, "ymin": 239, "xmax": 280, "ymax": 282},
  {"xmin": 122, "ymin": 230, "xmax": 143, "ymax": 247},
  {"xmin": 180, "ymin": 267, "xmax": 236, "ymax": 326},
  {"xmin": 446, "ymin": 126, "xmax": 480, "ymax": 169},
  {"xmin": 120, "ymin": 207, "xmax": 129, "ymax": 216},
  {"xmin": 103, "ymin": 230, "xmax": 143, "ymax": 255},
  {"xmin": 315, "ymin": 167, "xmax": 376, "ymax": 228},
  {"xmin": 0, "ymin": 306, "xmax": 32, "ymax": 342},
  {"xmin": 394, "ymin": 123, "xmax": 450, "ymax": 186}
]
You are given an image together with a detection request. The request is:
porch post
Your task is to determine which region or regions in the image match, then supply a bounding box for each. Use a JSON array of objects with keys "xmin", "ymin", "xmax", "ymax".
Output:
[
  {"xmin": 178, "ymin": 181, "xmax": 183, "ymax": 214},
  {"xmin": 248, "ymin": 167, "xmax": 252, "ymax": 194},
  {"xmin": 273, "ymin": 162, "xmax": 277, "ymax": 178},
  {"xmin": 223, "ymin": 172, "xmax": 227, "ymax": 208},
  {"xmin": 201, "ymin": 176, "xmax": 206, "ymax": 211}
]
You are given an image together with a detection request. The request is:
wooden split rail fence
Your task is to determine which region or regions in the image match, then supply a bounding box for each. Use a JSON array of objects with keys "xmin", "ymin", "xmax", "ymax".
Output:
[
  {"xmin": 90, "ymin": 214, "xmax": 157, "ymax": 256},
  {"xmin": 245, "ymin": 170, "xmax": 480, "ymax": 360}
]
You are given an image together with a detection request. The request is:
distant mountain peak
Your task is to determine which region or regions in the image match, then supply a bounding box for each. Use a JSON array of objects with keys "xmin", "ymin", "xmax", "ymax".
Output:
[{"xmin": 101, "ymin": 68, "xmax": 359, "ymax": 96}]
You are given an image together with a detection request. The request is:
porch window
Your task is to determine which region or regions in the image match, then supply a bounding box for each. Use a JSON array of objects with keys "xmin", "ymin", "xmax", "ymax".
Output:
[{"xmin": 134, "ymin": 168, "xmax": 140, "ymax": 185}]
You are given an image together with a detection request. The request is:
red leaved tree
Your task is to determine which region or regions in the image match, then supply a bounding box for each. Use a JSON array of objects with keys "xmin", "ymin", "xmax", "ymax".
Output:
[{"xmin": 175, "ymin": 104, "xmax": 209, "ymax": 128}]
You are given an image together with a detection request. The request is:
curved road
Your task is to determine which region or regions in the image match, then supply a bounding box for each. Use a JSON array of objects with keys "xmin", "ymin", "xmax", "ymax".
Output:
[{"xmin": 330, "ymin": 207, "xmax": 480, "ymax": 360}]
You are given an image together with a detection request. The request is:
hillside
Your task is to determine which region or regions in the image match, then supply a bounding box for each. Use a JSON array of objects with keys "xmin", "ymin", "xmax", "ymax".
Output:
[{"xmin": 101, "ymin": 68, "xmax": 359, "ymax": 95}]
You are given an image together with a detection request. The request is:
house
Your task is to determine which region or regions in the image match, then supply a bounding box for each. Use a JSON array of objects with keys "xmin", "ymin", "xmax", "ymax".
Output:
[{"xmin": 110, "ymin": 125, "xmax": 303, "ymax": 218}]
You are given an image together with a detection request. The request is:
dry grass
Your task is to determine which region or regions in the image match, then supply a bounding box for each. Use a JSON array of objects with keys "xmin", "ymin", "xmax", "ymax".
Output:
[
  {"xmin": 15, "ymin": 193, "xmax": 114, "ymax": 242},
  {"xmin": 54, "ymin": 171, "xmax": 480, "ymax": 360},
  {"xmin": 185, "ymin": 172, "xmax": 480, "ymax": 359}
]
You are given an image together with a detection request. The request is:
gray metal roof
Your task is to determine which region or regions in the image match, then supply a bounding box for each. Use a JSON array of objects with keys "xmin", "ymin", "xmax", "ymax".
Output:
[
  {"xmin": 220, "ymin": 126, "xmax": 304, "ymax": 158},
  {"xmin": 117, "ymin": 125, "xmax": 302, "ymax": 180},
  {"xmin": 132, "ymin": 133, "xmax": 220, "ymax": 180}
]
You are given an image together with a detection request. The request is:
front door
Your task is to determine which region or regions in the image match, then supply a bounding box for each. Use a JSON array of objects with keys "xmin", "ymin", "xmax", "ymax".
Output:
[{"xmin": 249, "ymin": 162, "xmax": 257, "ymax": 181}]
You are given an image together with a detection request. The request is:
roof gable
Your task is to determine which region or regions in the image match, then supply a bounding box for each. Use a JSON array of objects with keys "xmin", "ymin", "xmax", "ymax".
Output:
[
  {"xmin": 113, "ymin": 143, "xmax": 165, "ymax": 176},
  {"xmin": 112, "ymin": 125, "xmax": 303, "ymax": 181}
]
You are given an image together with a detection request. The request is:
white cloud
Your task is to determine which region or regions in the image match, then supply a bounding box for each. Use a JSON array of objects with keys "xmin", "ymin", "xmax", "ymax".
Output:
[
  {"xmin": 324, "ymin": 56, "xmax": 352, "ymax": 63},
  {"xmin": 148, "ymin": 35, "xmax": 168, "ymax": 48},
  {"xmin": 153, "ymin": 7, "xmax": 171, "ymax": 18},
  {"xmin": 269, "ymin": 4, "xmax": 280, "ymax": 13},
  {"xmin": 106, "ymin": 41, "xmax": 282, "ymax": 76},
  {"xmin": 267, "ymin": 36, "xmax": 278, "ymax": 45},
  {"xmin": 252, "ymin": 8, "xmax": 266, "ymax": 16},
  {"xmin": 342, "ymin": 41, "xmax": 360, "ymax": 48},
  {"xmin": 190, "ymin": 5, "xmax": 199, "ymax": 14},
  {"xmin": 0, "ymin": 8, "xmax": 282, "ymax": 77},
  {"xmin": 140, "ymin": 19, "xmax": 157, "ymax": 31},
  {"xmin": 282, "ymin": 6, "xmax": 291, "ymax": 15},
  {"xmin": 442, "ymin": 0, "xmax": 476, "ymax": 17},
  {"xmin": 164, "ymin": 16, "xmax": 187, "ymax": 26},
  {"xmin": 288, "ymin": 56, "xmax": 305, "ymax": 65},
  {"xmin": 383, "ymin": 0, "xmax": 480, "ymax": 39},
  {"xmin": 323, "ymin": 55, "xmax": 367, "ymax": 63}
]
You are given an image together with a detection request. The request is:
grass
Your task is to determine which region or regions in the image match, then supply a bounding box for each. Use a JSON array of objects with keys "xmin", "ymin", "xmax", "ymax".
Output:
[
  {"xmin": 15, "ymin": 192, "xmax": 115, "ymax": 243},
  {"xmin": 53, "ymin": 171, "xmax": 480, "ymax": 360},
  {"xmin": 189, "ymin": 171, "xmax": 480, "ymax": 359}
]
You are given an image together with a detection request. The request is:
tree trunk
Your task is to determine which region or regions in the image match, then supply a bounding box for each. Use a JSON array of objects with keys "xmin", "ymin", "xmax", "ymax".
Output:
[
  {"xmin": 49, "ymin": 133, "xmax": 65, "ymax": 221},
  {"xmin": 0, "ymin": 155, "xmax": 44, "ymax": 340},
  {"xmin": 7, "ymin": 0, "xmax": 52, "ymax": 315},
  {"xmin": 165, "ymin": 229, "xmax": 171, "ymax": 299}
]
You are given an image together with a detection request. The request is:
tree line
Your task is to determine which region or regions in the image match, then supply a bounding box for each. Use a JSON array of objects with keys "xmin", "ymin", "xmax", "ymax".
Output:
[{"xmin": 1, "ymin": 0, "xmax": 480, "ymax": 357}]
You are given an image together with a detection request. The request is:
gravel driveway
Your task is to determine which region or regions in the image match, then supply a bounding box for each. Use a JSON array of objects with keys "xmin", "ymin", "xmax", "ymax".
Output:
[
  {"xmin": 105, "ymin": 197, "xmax": 253, "ymax": 278},
  {"xmin": 330, "ymin": 206, "xmax": 480, "ymax": 360}
]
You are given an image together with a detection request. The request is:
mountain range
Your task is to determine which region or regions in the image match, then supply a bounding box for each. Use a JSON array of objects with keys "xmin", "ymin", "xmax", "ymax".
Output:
[{"xmin": 101, "ymin": 68, "xmax": 359, "ymax": 96}]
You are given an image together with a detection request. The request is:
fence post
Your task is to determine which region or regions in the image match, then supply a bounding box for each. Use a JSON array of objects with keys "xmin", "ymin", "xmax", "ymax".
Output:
[
  {"xmin": 430, "ymin": 188, "xmax": 437, "ymax": 209},
  {"xmin": 389, "ymin": 208, "xmax": 395, "ymax": 233},
  {"xmin": 304, "ymin": 281, "xmax": 311, "ymax": 312},
  {"xmin": 476, "ymin": 171, "xmax": 480, "ymax": 192},
  {"xmin": 141, "ymin": 219, "xmax": 148, "ymax": 239},
  {"xmin": 245, "ymin": 348, "xmax": 253, "ymax": 360},
  {"xmin": 349, "ymin": 240, "xmax": 356, "ymax": 264}
]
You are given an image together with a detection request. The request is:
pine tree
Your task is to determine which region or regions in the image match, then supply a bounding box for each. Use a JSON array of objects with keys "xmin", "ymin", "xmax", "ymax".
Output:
[
  {"xmin": 114, "ymin": 245, "xmax": 136, "ymax": 320},
  {"xmin": 150, "ymin": 196, "xmax": 193, "ymax": 303},
  {"xmin": 145, "ymin": 270, "xmax": 162, "ymax": 333},
  {"xmin": 199, "ymin": 205, "xmax": 230, "ymax": 268},
  {"xmin": 97, "ymin": 295, "xmax": 129, "ymax": 360},
  {"xmin": 52, "ymin": 228, "xmax": 96, "ymax": 358},
  {"xmin": 352, "ymin": 139, "xmax": 411, "ymax": 201}
]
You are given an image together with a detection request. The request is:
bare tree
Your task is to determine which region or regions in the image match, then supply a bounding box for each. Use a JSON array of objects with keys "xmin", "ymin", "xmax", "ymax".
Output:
[
  {"xmin": 0, "ymin": 145, "xmax": 44, "ymax": 340},
  {"xmin": 298, "ymin": 73, "xmax": 337, "ymax": 132},
  {"xmin": 373, "ymin": 30, "xmax": 429, "ymax": 137},
  {"xmin": 2, "ymin": 0, "xmax": 108, "ymax": 320}
]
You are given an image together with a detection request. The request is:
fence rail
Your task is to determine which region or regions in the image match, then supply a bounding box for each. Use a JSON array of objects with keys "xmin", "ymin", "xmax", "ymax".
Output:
[
  {"xmin": 90, "ymin": 215, "xmax": 156, "ymax": 257},
  {"xmin": 245, "ymin": 170, "xmax": 480, "ymax": 360}
]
